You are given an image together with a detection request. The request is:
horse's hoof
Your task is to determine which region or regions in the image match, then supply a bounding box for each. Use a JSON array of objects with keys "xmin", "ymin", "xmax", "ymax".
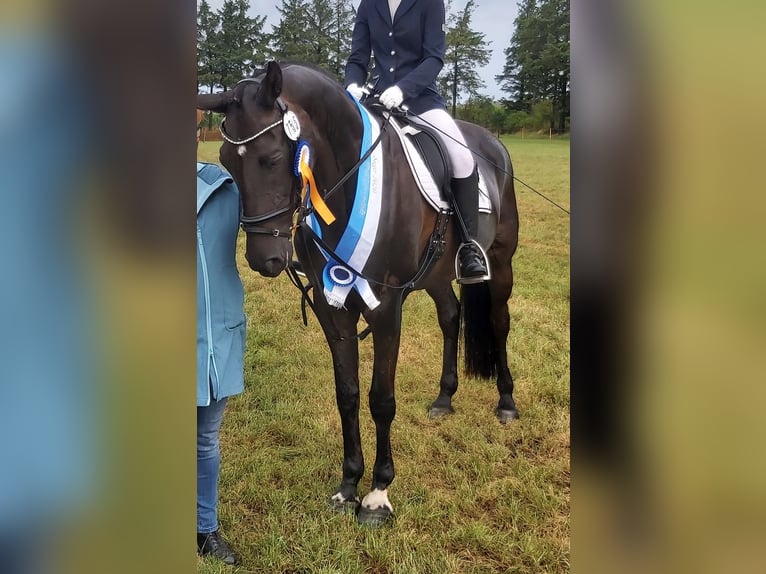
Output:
[
  {"xmin": 496, "ymin": 408, "xmax": 519, "ymax": 424},
  {"xmin": 356, "ymin": 504, "xmax": 394, "ymax": 527},
  {"xmin": 329, "ymin": 495, "xmax": 359, "ymax": 514},
  {"xmin": 428, "ymin": 405, "xmax": 455, "ymax": 419}
]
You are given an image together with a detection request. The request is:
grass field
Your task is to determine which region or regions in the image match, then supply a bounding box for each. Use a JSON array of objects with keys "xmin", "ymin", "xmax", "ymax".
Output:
[{"xmin": 197, "ymin": 133, "xmax": 569, "ymax": 573}]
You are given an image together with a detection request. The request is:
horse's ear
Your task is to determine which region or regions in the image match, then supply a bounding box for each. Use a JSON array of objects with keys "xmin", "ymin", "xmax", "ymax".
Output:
[
  {"xmin": 256, "ymin": 61, "xmax": 282, "ymax": 108},
  {"xmin": 197, "ymin": 91, "xmax": 234, "ymax": 113}
]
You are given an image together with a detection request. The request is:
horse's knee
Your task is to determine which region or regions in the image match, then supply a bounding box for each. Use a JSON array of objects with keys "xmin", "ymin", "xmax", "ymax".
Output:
[
  {"xmin": 439, "ymin": 304, "xmax": 460, "ymax": 331},
  {"xmin": 369, "ymin": 392, "xmax": 396, "ymax": 424},
  {"xmin": 336, "ymin": 386, "xmax": 360, "ymax": 415}
]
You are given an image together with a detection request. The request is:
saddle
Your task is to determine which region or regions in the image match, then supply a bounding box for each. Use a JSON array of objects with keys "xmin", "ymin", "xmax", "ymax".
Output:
[
  {"xmin": 392, "ymin": 113, "xmax": 454, "ymax": 205},
  {"xmin": 367, "ymin": 106, "xmax": 492, "ymax": 214}
]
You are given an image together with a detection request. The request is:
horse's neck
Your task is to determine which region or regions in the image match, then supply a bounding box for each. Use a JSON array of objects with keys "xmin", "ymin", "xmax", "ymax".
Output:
[
  {"xmin": 317, "ymin": 102, "xmax": 362, "ymax": 174},
  {"xmin": 304, "ymin": 95, "xmax": 363, "ymax": 217}
]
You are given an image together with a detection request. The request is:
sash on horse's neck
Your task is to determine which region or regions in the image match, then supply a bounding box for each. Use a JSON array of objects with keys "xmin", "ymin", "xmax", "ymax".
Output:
[{"xmin": 306, "ymin": 96, "xmax": 383, "ymax": 310}]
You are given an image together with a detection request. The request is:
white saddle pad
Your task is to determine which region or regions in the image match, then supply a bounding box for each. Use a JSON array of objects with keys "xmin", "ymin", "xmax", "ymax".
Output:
[{"xmin": 388, "ymin": 117, "xmax": 492, "ymax": 214}]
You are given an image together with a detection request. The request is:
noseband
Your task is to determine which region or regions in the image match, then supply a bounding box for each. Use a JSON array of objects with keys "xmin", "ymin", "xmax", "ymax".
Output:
[{"xmin": 221, "ymin": 78, "xmax": 300, "ymax": 238}]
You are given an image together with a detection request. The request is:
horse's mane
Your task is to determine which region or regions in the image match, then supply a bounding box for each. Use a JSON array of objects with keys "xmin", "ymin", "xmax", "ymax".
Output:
[
  {"xmin": 248, "ymin": 61, "xmax": 344, "ymax": 90},
  {"xmin": 280, "ymin": 61, "xmax": 342, "ymax": 83}
]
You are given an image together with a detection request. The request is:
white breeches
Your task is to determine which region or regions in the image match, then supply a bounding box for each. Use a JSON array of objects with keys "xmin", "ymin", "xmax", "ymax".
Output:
[{"xmin": 410, "ymin": 108, "xmax": 475, "ymax": 178}]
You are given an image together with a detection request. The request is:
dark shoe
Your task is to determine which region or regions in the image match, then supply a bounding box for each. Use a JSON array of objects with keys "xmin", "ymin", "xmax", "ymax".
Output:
[
  {"xmin": 197, "ymin": 530, "xmax": 239, "ymax": 566},
  {"xmin": 457, "ymin": 242, "xmax": 489, "ymax": 284}
]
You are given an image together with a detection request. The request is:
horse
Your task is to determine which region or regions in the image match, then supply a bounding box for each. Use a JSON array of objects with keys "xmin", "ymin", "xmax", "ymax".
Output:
[{"xmin": 197, "ymin": 61, "xmax": 519, "ymax": 526}]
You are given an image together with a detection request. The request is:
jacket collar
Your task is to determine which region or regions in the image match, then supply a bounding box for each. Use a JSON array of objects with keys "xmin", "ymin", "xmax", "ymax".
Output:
[
  {"xmin": 375, "ymin": 0, "xmax": 418, "ymax": 25},
  {"xmin": 392, "ymin": 0, "xmax": 418, "ymax": 23}
]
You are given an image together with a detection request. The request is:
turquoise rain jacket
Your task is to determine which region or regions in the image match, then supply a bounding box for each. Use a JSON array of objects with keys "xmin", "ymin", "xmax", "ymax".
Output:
[{"xmin": 197, "ymin": 162, "xmax": 246, "ymax": 406}]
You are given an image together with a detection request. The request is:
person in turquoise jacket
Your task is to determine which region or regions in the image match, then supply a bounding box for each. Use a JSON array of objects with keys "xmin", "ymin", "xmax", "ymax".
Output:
[{"xmin": 197, "ymin": 158, "xmax": 246, "ymax": 565}]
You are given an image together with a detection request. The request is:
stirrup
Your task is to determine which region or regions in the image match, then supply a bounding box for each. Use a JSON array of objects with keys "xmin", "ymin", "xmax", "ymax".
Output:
[{"xmin": 454, "ymin": 240, "xmax": 491, "ymax": 284}]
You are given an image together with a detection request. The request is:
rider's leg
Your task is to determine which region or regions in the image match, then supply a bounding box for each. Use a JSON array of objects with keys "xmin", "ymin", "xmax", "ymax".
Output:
[{"xmin": 413, "ymin": 109, "xmax": 489, "ymax": 283}]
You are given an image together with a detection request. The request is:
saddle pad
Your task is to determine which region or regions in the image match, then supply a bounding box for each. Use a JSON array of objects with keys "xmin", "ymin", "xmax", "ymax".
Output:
[{"xmin": 388, "ymin": 117, "xmax": 492, "ymax": 214}]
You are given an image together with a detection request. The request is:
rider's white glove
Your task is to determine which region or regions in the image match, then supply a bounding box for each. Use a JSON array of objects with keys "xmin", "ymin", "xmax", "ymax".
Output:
[
  {"xmin": 379, "ymin": 85, "xmax": 404, "ymax": 109},
  {"xmin": 346, "ymin": 83, "xmax": 365, "ymax": 100}
]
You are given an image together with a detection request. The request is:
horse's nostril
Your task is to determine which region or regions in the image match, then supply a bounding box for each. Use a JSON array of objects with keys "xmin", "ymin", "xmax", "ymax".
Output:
[{"xmin": 257, "ymin": 256, "xmax": 285, "ymax": 277}]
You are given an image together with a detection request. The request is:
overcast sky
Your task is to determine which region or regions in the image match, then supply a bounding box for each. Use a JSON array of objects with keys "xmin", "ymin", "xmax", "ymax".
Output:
[{"xmin": 204, "ymin": 0, "xmax": 518, "ymax": 100}]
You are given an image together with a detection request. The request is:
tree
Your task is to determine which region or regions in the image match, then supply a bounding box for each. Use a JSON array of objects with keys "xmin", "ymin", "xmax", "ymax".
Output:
[
  {"xmin": 496, "ymin": 0, "xmax": 542, "ymax": 111},
  {"xmin": 216, "ymin": 0, "xmax": 267, "ymax": 90},
  {"xmin": 439, "ymin": 0, "xmax": 491, "ymax": 117},
  {"xmin": 303, "ymin": 0, "xmax": 336, "ymax": 67},
  {"xmin": 538, "ymin": 0, "xmax": 569, "ymax": 131},
  {"xmin": 328, "ymin": 0, "xmax": 356, "ymax": 79},
  {"xmin": 506, "ymin": 109, "xmax": 532, "ymax": 132},
  {"xmin": 459, "ymin": 95, "xmax": 494, "ymax": 126},
  {"xmin": 197, "ymin": 0, "xmax": 221, "ymax": 93},
  {"xmin": 489, "ymin": 104, "xmax": 508, "ymax": 137},
  {"xmin": 271, "ymin": 0, "xmax": 355, "ymax": 80},
  {"xmin": 496, "ymin": 0, "xmax": 569, "ymax": 130},
  {"xmin": 271, "ymin": 0, "xmax": 312, "ymax": 62}
]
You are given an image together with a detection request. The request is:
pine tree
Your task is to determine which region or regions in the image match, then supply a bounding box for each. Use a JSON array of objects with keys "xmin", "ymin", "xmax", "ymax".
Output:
[
  {"xmin": 271, "ymin": 0, "xmax": 355, "ymax": 80},
  {"xmin": 271, "ymin": 0, "xmax": 313, "ymax": 62},
  {"xmin": 496, "ymin": 0, "xmax": 541, "ymax": 111},
  {"xmin": 197, "ymin": 0, "xmax": 221, "ymax": 93},
  {"xmin": 328, "ymin": 0, "xmax": 356, "ymax": 80},
  {"xmin": 496, "ymin": 0, "xmax": 569, "ymax": 130},
  {"xmin": 216, "ymin": 0, "xmax": 267, "ymax": 90},
  {"xmin": 303, "ymin": 0, "xmax": 336, "ymax": 67},
  {"xmin": 438, "ymin": 0, "xmax": 491, "ymax": 116}
]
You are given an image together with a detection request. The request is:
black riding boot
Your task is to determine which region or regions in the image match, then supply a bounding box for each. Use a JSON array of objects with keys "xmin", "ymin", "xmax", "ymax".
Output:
[{"xmin": 452, "ymin": 169, "xmax": 490, "ymax": 283}]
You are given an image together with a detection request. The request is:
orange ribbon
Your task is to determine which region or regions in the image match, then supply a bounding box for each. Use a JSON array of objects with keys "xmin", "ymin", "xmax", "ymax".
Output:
[{"xmin": 299, "ymin": 160, "xmax": 335, "ymax": 225}]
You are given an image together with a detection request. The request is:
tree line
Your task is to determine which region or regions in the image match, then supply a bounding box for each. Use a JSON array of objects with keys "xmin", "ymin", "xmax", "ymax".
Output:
[{"xmin": 198, "ymin": 0, "xmax": 569, "ymax": 134}]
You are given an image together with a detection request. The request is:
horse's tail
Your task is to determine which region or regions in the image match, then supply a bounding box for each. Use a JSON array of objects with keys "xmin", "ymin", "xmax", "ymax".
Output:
[{"xmin": 460, "ymin": 282, "xmax": 497, "ymax": 379}]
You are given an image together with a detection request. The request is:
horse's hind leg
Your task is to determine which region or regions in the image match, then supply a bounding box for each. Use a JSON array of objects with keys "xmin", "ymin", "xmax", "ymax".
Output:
[
  {"xmin": 426, "ymin": 283, "xmax": 460, "ymax": 418},
  {"xmin": 488, "ymin": 250, "xmax": 519, "ymax": 423}
]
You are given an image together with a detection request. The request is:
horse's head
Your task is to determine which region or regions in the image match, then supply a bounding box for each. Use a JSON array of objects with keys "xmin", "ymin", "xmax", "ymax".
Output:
[{"xmin": 197, "ymin": 62, "xmax": 300, "ymax": 277}]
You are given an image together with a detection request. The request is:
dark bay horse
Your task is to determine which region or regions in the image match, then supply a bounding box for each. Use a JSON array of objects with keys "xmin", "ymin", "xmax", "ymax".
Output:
[{"xmin": 197, "ymin": 61, "xmax": 519, "ymax": 526}]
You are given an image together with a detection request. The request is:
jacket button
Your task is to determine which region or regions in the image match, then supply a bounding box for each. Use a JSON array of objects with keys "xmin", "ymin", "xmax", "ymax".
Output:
[
  {"xmin": 388, "ymin": 31, "xmax": 393, "ymax": 37},
  {"xmin": 390, "ymin": 50, "xmax": 396, "ymax": 55},
  {"xmin": 389, "ymin": 67, "xmax": 394, "ymax": 72}
]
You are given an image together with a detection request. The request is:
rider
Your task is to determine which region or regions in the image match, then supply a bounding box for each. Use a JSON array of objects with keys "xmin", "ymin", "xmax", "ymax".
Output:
[{"xmin": 344, "ymin": 0, "xmax": 489, "ymax": 283}]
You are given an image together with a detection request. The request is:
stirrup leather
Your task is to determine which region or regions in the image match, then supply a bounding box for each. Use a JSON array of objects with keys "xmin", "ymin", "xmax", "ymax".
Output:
[{"xmin": 454, "ymin": 240, "xmax": 491, "ymax": 284}]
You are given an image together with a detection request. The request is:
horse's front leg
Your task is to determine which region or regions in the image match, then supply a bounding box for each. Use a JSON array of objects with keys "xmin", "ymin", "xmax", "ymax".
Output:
[
  {"xmin": 357, "ymin": 296, "xmax": 404, "ymax": 526},
  {"xmin": 313, "ymin": 300, "xmax": 364, "ymax": 512}
]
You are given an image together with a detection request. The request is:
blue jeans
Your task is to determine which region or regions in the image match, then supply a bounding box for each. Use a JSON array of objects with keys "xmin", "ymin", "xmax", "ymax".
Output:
[{"xmin": 197, "ymin": 397, "xmax": 228, "ymax": 534}]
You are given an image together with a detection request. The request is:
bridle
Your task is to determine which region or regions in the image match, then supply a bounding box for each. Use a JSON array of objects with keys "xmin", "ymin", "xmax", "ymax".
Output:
[{"xmin": 220, "ymin": 77, "xmax": 300, "ymax": 238}]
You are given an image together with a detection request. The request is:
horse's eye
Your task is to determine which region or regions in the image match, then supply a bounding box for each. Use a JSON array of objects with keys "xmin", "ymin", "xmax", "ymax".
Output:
[{"xmin": 258, "ymin": 154, "xmax": 282, "ymax": 169}]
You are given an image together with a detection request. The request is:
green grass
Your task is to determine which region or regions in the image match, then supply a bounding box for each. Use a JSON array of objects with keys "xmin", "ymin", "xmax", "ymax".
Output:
[{"xmin": 197, "ymin": 135, "xmax": 569, "ymax": 573}]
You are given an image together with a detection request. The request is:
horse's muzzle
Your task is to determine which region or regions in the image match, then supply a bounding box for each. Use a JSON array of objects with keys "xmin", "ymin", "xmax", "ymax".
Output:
[{"xmin": 247, "ymin": 253, "xmax": 286, "ymax": 277}]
